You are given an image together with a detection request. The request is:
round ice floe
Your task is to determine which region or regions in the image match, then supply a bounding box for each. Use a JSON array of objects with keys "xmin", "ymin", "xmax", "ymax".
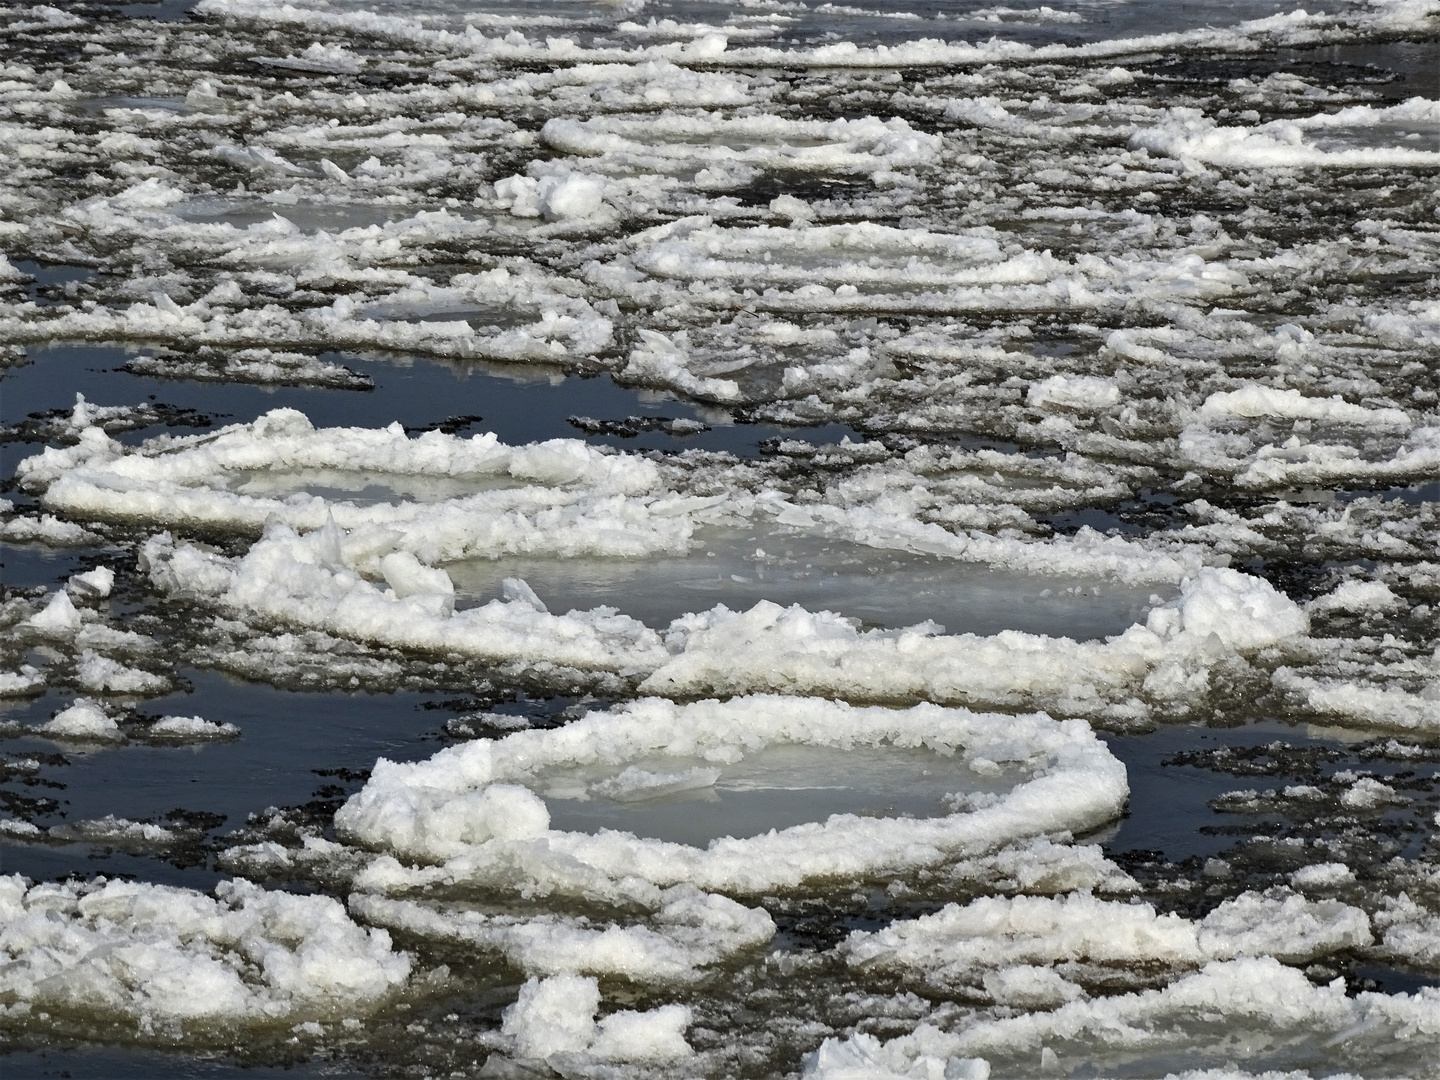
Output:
[
  {"xmin": 337, "ymin": 695, "xmax": 1126, "ymax": 898},
  {"xmin": 0, "ymin": 875, "xmax": 410, "ymax": 1027}
]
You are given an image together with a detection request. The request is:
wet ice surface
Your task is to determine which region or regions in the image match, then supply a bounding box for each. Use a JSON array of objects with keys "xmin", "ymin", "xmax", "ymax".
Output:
[
  {"xmin": 3, "ymin": 0, "xmax": 1440, "ymax": 1076},
  {"xmin": 542, "ymin": 743, "xmax": 1014, "ymax": 847},
  {"xmin": 448, "ymin": 528, "xmax": 1159, "ymax": 638}
]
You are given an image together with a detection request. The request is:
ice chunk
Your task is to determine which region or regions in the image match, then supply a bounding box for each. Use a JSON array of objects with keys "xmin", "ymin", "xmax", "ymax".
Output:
[
  {"xmin": 67, "ymin": 566, "xmax": 115, "ymax": 599},
  {"xmin": 1026, "ymin": 375, "xmax": 1121, "ymax": 412},
  {"xmin": 0, "ymin": 876, "xmax": 410, "ymax": 1024},
  {"xmin": 538, "ymin": 173, "xmax": 605, "ymax": 221},
  {"xmin": 501, "ymin": 975, "xmax": 599, "ymax": 1057},
  {"xmin": 590, "ymin": 1003, "xmax": 693, "ymax": 1061},
  {"xmin": 38, "ymin": 700, "xmax": 122, "ymax": 742},
  {"xmin": 22, "ymin": 591, "xmax": 83, "ymax": 635},
  {"xmin": 149, "ymin": 714, "xmax": 241, "ymax": 740}
]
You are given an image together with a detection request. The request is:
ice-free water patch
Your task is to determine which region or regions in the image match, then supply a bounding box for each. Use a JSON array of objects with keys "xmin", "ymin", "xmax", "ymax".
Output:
[
  {"xmin": 541, "ymin": 742, "xmax": 1017, "ymax": 847},
  {"xmin": 447, "ymin": 524, "xmax": 1163, "ymax": 639}
]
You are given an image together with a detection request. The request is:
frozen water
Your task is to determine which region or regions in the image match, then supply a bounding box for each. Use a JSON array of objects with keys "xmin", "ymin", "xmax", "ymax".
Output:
[
  {"xmin": 448, "ymin": 524, "xmax": 1162, "ymax": 638},
  {"xmin": 543, "ymin": 742, "xmax": 1016, "ymax": 846},
  {"xmin": 4, "ymin": 0, "xmax": 1440, "ymax": 1074}
]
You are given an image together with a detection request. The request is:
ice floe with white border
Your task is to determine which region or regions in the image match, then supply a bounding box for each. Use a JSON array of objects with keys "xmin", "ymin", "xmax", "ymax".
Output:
[{"xmin": 333, "ymin": 694, "xmax": 1126, "ymax": 896}]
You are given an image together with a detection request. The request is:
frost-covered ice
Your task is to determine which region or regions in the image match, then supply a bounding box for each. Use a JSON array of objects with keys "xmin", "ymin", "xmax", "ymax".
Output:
[{"xmin": 3, "ymin": 0, "xmax": 1440, "ymax": 1073}]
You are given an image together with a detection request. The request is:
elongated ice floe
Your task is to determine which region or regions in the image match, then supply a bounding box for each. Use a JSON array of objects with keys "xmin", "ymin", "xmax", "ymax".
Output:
[
  {"xmin": 808, "ymin": 956, "xmax": 1440, "ymax": 1077},
  {"xmin": 350, "ymin": 884, "xmax": 773, "ymax": 983},
  {"xmin": 843, "ymin": 889, "xmax": 1371, "ymax": 991},
  {"xmin": 0, "ymin": 875, "xmax": 410, "ymax": 1027}
]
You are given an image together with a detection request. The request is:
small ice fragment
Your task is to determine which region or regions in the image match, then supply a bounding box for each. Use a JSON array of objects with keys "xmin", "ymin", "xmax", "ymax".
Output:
[
  {"xmin": 1292, "ymin": 862, "xmax": 1354, "ymax": 887},
  {"xmin": 67, "ymin": 566, "xmax": 115, "ymax": 600},
  {"xmin": 501, "ymin": 975, "xmax": 599, "ymax": 1057},
  {"xmin": 538, "ymin": 174, "xmax": 605, "ymax": 221},
  {"xmin": 39, "ymin": 699, "xmax": 122, "ymax": 741},
  {"xmin": 150, "ymin": 715, "xmax": 240, "ymax": 740},
  {"xmin": 320, "ymin": 158, "xmax": 350, "ymax": 183},
  {"xmin": 590, "ymin": 1003, "xmax": 693, "ymax": 1062},
  {"xmin": 23, "ymin": 592, "xmax": 83, "ymax": 635},
  {"xmin": 770, "ymin": 193, "xmax": 815, "ymax": 223}
]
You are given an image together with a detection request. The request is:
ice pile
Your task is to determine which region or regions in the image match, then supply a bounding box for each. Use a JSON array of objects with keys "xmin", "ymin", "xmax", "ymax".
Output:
[{"xmin": 0, "ymin": 875, "xmax": 410, "ymax": 1026}]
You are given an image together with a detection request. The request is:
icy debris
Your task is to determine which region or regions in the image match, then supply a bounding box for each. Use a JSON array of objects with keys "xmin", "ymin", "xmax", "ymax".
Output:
[
  {"xmin": 1375, "ymin": 893, "xmax": 1440, "ymax": 969},
  {"xmin": 1133, "ymin": 103, "xmax": 1440, "ymax": 171},
  {"xmin": 337, "ymin": 695, "xmax": 1126, "ymax": 896},
  {"xmin": 21, "ymin": 591, "xmax": 84, "ymax": 635},
  {"xmin": 0, "ymin": 875, "xmax": 410, "ymax": 1024},
  {"xmin": 1200, "ymin": 385, "xmax": 1411, "ymax": 429},
  {"xmin": 1291, "ymin": 862, "xmax": 1354, "ymax": 888},
  {"xmin": 644, "ymin": 568, "xmax": 1302, "ymax": 707},
  {"xmin": 0, "ymin": 511, "xmax": 99, "ymax": 544},
  {"xmin": 1338, "ymin": 776, "xmax": 1405, "ymax": 809},
  {"xmin": 829, "ymin": 956, "xmax": 1440, "ymax": 1074},
  {"xmin": 351, "ymin": 884, "xmax": 772, "ymax": 982},
  {"xmin": 1195, "ymin": 890, "xmax": 1372, "ymax": 962},
  {"xmin": 66, "ymin": 566, "xmax": 114, "ymax": 600},
  {"xmin": 1026, "ymin": 375, "xmax": 1121, "ymax": 413},
  {"xmin": 502, "ymin": 974, "xmax": 599, "ymax": 1056},
  {"xmin": 126, "ymin": 349, "xmax": 372, "ymax": 390},
  {"xmin": 149, "ymin": 714, "xmax": 240, "ymax": 740},
  {"xmin": 141, "ymin": 527, "xmax": 668, "ymax": 675},
  {"xmin": 0, "ymin": 667, "xmax": 46, "ymax": 697},
  {"xmin": 36, "ymin": 699, "xmax": 122, "ymax": 741},
  {"xmin": 1307, "ymin": 579, "xmax": 1401, "ymax": 615},
  {"xmin": 76, "ymin": 651, "xmax": 169, "ymax": 695},
  {"xmin": 46, "ymin": 816, "xmax": 178, "ymax": 847},
  {"xmin": 498, "ymin": 975, "xmax": 693, "ymax": 1062}
]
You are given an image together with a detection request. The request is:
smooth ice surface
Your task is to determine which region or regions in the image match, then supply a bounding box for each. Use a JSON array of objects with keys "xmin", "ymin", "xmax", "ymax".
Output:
[{"xmin": 448, "ymin": 525, "xmax": 1163, "ymax": 639}]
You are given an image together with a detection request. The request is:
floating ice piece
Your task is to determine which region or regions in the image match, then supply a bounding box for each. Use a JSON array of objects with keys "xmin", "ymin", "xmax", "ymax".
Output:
[
  {"xmin": 142, "ymin": 527, "xmax": 668, "ymax": 674},
  {"xmin": 1273, "ymin": 670, "xmax": 1440, "ymax": 735},
  {"xmin": 1134, "ymin": 103, "xmax": 1440, "ymax": 171},
  {"xmin": 351, "ymin": 884, "xmax": 772, "ymax": 982},
  {"xmin": 1026, "ymin": 375, "xmax": 1121, "ymax": 412},
  {"xmin": 46, "ymin": 816, "xmax": 178, "ymax": 847},
  {"xmin": 21, "ymin": 591, "xmax": 83, "ymax": 635},
  {"xmin": 503, "ymin": 974, "xmax": 599, "ymax": 1056},
  {"xmin": 0, "ymin": 667, "xmax": 46, "ymax": 697},
  {"xmin": 36, "ymin": 699, "xmax": 121, "ymax": 741},
  {"xmin": 149, "ymin": 714, "xmax": 240, "ymax": 740},
  {"xmin": 1291, "ymin": 862, "xmax": 1354, "ymax": 888},
  {"xmin": 1307, "ymin": 579, "xmax": 1402, "ymax": 615},
  {"xmin": 839, "ymin": 956, "xmax": 1440, "ymax": 1075},
  {"xmin": 496, "ymin": 975, "xmax": 693, "ymax": 1063},
  {"xmin": 643, "ymin": 568, "xmax": 1304, "ymax": 706},
  {"xmin": 0, "ymin": 875, "xmax": 410, "ymax": 1024},
  {"xmin": 67, "ymin": 566, "xmax": 114, "ymax": 599},
  {"xmin": 76, "ymin": 651, "xmax": 169, "ymax": 695},
  {"xmin": 542, "ymin": 113, "xmax": 939, "ymax": 176},
  {"xmin": 337, "ymin": 695, "xmax": 1126, "ymax": 898},
  {"xmin": 538, "ymin": 173, "xmax": 606, "ymax": 220},
  {"xmin": 1200, "ymin": 385, "xmax": 1411, "ymax": 429}
]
